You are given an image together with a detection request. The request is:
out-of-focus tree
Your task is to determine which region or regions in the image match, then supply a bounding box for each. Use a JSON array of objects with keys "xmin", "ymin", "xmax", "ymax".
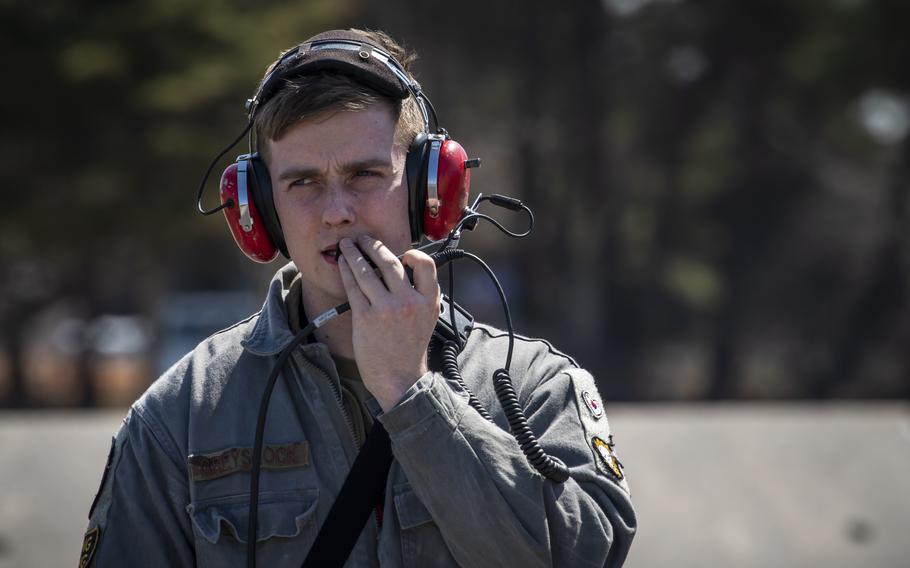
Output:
[
  {"xmin": 2, "ymin": 0, "xmax": 907, "ymax": 405},
  {"xmin": 366, "ymin": 0, "xmax": 909, "ymax": 399},
  {"xmin": 0, "ymin": 0, "xmax": 360, "ymax": 405}
]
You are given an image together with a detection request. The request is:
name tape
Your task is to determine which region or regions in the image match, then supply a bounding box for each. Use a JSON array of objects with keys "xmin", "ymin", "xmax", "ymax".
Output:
[{"xmin": 188, "ymin": 441, "xmax": 309, "ymax": 482}]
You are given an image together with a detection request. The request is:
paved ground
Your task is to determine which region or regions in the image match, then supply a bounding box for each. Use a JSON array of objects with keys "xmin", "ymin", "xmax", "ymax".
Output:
[
  {"xmin": 613, "ymin": 403, "xmax": 910, "ymax": 568},
  {"xmin": 1, "ymin": 402, "xmax": 908, "ymax": 567}
]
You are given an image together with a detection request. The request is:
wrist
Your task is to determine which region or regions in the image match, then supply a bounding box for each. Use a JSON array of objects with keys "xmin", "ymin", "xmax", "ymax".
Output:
[
  {"xmin": 368, "ymin": 365, "xmax": 429, "ymax": 412},
  {"xmin": 374, "ymin": 384, "xmax": 411, "ymax": 413}
]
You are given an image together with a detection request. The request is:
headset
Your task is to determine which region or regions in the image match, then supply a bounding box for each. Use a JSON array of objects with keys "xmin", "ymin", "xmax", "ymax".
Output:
[{"xmin": 197, "ymin": 29, "xmax": 480, "ymax": 262}]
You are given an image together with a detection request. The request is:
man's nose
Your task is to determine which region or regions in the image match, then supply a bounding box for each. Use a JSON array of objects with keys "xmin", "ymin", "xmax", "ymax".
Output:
[{"xmin": 321, "ymin": 182, "xmax": 355, "ymax": 226}]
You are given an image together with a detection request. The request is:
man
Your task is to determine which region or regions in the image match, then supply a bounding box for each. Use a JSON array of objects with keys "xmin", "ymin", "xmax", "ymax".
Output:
[{"xmin": 81, "ymin": 28, "xmax": 636, "ymax": 567}]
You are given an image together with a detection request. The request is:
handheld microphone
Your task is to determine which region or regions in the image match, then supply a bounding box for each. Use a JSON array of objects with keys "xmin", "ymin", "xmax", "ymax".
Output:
[{"xmin": 315, "ymin": 245, "xmax": 459, "ymax": 329}]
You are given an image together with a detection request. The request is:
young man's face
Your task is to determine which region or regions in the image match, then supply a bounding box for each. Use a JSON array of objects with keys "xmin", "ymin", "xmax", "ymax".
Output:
[{"xmin": 266, "ymin": 103, "xmax": 413, "ymax": 312}]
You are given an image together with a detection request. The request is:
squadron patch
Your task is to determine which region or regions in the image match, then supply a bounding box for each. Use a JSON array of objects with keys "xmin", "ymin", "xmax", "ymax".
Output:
[
  {"xmin": 79, "ymin": 526, "xmax": 100, "ymax": 568},
  {"xmin": 567, "ymin": 368, "xmax": 630, "ymax": 492},
  {"xmin": 592, "ymin": 436, "xmax": 624, "ymax": 480},
  {"xmin": 581, "ymin": 390, "xmax": 604, "ymax": 419}
]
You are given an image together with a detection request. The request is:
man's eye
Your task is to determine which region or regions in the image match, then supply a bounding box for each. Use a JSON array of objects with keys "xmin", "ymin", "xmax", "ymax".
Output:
[{"xmin": 290, "ymin": 178, "xmax": 316, "ymax": 187}]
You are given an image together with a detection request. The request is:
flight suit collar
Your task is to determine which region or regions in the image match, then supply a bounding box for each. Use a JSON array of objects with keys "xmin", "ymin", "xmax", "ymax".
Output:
[{"xmin": 241, "ymin": 261, "xmax": 325, "ymax": 358}]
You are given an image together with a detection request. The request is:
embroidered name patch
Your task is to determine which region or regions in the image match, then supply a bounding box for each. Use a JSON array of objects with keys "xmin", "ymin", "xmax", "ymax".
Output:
[
  {"xmin": 188, "ymin": 442, "xmax": 309, "ymax": 481},
  {"xmin": 592, "ymin": 436, "xmax": 624, "ymax": 480},
  {"xmin": 79, "ymin": 526, "xmax": 100, "ymax": 568}
]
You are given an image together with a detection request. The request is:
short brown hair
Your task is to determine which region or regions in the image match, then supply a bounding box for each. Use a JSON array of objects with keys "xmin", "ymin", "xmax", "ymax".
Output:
[{"xmin": 254, "ymin": 29, "xmax": 424, "ymax": 163}]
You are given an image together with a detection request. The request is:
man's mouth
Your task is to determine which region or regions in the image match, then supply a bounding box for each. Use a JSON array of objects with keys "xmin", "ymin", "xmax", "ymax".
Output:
[
  {"xmin": 321, "ymin": 241, "xmax": 382, "ymax": 270},
  {"xmin": 321, "ymin": 245, "xmax": 341, "ymax": 264}
]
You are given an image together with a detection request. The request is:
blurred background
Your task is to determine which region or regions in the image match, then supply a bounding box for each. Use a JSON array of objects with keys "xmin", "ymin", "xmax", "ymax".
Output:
[{"xmin": 0, "ymin": 0, "xmax": 908, "ymax": 566}]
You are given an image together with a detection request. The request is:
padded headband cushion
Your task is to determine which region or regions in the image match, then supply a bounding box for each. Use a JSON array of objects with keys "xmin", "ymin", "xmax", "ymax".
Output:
[{"xmin": 256, "ymin": 29, "xmax": 412, "ymax": 109}]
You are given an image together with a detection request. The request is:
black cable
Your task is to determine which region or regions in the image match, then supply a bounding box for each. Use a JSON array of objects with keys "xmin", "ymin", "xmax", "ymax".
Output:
[
  {"xmin": 196, "ymin": 120, "xmax": 254, "ymax": 216},
  {"xmin": 447, "ymin": 262, "xmax": 461, "ymax": 351},
  {"xmin": 246, "ymin": 304, "xmax": 350, "ymax": 568},
  {"xmin": 441, "ymin": 340, "xmax": 492, "ymax": 421},
  {"xmin": 433, "ymin": 248, "xmax": 570, "ymax": 483},
  {"xmin": 441, "ymin": 197, "xmax": 534, "ymax": 249},
  {"xmin": 246, "ymin": 327, "xmax": 309, "ymax": 568},
  {"xmin": 429, "ymin": 249, "xmax": 512, "ymax": 367},
  {"xmin": 419, "ymin": 91, "xmax": 440, "ymax": 132},
  {"xmin": 461, "ymin": 251, "xmax": 514, "ymax": 369},
  {"xmin": 457, "ymin": 249, "xmax": 569, "ymax": 481},
  {"xmin": 493, "ymin": 368, "xmax": 569, "ymax": 482}
]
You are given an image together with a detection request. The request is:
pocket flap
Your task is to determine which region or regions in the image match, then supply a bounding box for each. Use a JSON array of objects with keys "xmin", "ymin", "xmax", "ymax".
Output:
[
  {"xmin": 187, "ymin": 489, "xmax": 319, "ymax": 544},
  {"xmin": 393, "ymin": 485, "xmax": 433, "ymax": 530}
]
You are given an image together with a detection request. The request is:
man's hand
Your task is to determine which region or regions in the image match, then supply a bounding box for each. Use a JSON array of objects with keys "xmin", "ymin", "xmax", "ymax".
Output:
[{"xmin": 337, "ymin": 234, "xmax": 440, "ymax": 412}]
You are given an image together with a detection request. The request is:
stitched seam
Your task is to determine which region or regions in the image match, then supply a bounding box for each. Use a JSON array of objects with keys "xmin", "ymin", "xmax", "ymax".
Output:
[
  {"xmin": 131, "ymin": 406, "xmax": 189, "ymax": 485},
  {"xmin": 470, "ymin": 325, "xmax": 579, "ymax": 368},
  {"xmin": 205, "ymin": 311, "xmax": 261, "ymax": 343}
]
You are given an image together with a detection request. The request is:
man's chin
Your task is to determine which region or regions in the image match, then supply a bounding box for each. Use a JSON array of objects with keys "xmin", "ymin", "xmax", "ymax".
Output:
[{"xmin": 297, "ymin": 275, "xmax": 348, "ymax": 312}]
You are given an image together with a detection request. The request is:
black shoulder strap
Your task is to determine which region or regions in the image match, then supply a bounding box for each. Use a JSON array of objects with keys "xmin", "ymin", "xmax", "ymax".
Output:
[{"xmin": 302, "ymin": 421, "xmax": 393, "ymax": 568}]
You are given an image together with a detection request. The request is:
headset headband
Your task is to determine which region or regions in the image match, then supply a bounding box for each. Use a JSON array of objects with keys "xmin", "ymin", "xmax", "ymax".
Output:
[{"xmin": 245, "ymin": 35, "xmax": 432, "ymax": 132}]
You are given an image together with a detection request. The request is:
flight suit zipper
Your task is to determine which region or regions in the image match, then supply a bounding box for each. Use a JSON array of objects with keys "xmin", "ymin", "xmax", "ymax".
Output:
[
  {"xmin": 293, "ymin": 349, "xmax": 382, "ymax": 559},
  {"xmin": 297, "ymin": 351, "xmax": 359, "ymax": 449}
]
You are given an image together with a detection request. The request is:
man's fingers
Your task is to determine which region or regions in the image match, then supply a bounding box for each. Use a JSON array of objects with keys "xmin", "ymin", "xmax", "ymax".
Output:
[
  {"xmin": 339, "ymin": 237, "xmax": 388, "ymax": 300},
  {"xmin": 338, "ymin": 255, "xmax": 370, "ymax": 311},
  {"xmin": 400, "ymin": 249, "xmax": 439, "ymax": 300},
  {"xmin": 357, "ymin": 235, "xmax": 410, "ymax": 292},
  {"xmin": 339, "ymin": 236, "xmax": 437, "ymax": 310}
]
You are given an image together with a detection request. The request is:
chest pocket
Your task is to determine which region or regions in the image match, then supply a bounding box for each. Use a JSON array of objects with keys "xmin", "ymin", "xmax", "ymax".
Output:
[
  {"xmin": 188, "ymin": 488, "xmax": 319, "ymax": 567},
  {"xmin": 393, "ymin": 484, "xmax": 458, "ymax": 568}
]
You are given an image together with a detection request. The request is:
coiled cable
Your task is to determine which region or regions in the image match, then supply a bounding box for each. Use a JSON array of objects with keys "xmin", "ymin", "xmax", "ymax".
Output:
[
  {"xmin": 493, "ymin": 368, "xmax": 569, "ymax": 482},
  {"xmin": 440, "ymin": 340, "xmax": 493, "ymax": 422},
  {"xmin": 434, "ymin": 247, "xmax": 570, "ymax": 483}
]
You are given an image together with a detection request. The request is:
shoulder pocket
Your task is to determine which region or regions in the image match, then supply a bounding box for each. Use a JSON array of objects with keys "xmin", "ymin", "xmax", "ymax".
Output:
[{"xmin": 188, "ymin": 489, "xmax": 318, "ymax": 544}]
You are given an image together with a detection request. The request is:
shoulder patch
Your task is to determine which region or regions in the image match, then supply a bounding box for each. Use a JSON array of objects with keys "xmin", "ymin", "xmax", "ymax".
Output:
[
  {"xmin": 79, "ymin": 526, "xmax": 100, "ymax": 568},
  {"xmin": 566, "ymin": 369, "xmax": 631, "ymax": 492},
  {"xmin": 567, "ymin": 369, "xmax": 613, "ymax": 440},
  {"xmin": 581, "ymin": 390, "xmax": 604, "ymax": 419},
  {"xmin": 592, "ymin": 435, "xmax": 624, "ymax": 480}
]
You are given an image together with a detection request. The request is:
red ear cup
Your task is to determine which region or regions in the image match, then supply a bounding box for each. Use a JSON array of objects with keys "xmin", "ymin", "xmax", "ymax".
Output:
[
  {"xmin": 423, "ymin": 138, "xmax": 471, "ymax": 241},
  {"xmin": 220, "ymin": 160, "xmax": 279, "ymax": 263}
]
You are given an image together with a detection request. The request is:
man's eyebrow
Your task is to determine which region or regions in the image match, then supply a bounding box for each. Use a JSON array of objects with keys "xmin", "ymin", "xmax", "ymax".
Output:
[
  {"xmin": 341, "ymin": 158, "xmax": 393, "ymax": 173},
  {"xmin": 276, "ymin": 166, "xmax": 322, "ymax": 182},
  {"xmin": 275, "ymin": 158, "xmax": 393, "ymax": 182}
]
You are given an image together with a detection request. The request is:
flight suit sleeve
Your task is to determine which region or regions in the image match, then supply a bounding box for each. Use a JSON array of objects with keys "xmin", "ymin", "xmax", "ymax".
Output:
[
  {"xmin": 79, "ymin": 407, "xmax": 194, "ymax": 567},
  {"xmin": 378, "ymin": 364, "xmax": 636, "ymax": 568}
]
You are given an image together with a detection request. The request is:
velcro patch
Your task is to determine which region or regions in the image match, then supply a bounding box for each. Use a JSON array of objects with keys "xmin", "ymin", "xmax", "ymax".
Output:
[
  {"xmin": 188, "ymin": 442, "xmax": 309, "ymax": 481},
  {"xmin": 592, "ymin": 435, "xmax": 624, "ymax": 480},
  {"xmin": 79, "ymin": 526, "xmax": 100, "ymax": 568},
  {"xmin": 582, "ymin": 390, "xmax": 604, "ymax": 419},
  {"xmin": 567, "ymin": 368, "xmax": 631, "ymax": 493}
]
